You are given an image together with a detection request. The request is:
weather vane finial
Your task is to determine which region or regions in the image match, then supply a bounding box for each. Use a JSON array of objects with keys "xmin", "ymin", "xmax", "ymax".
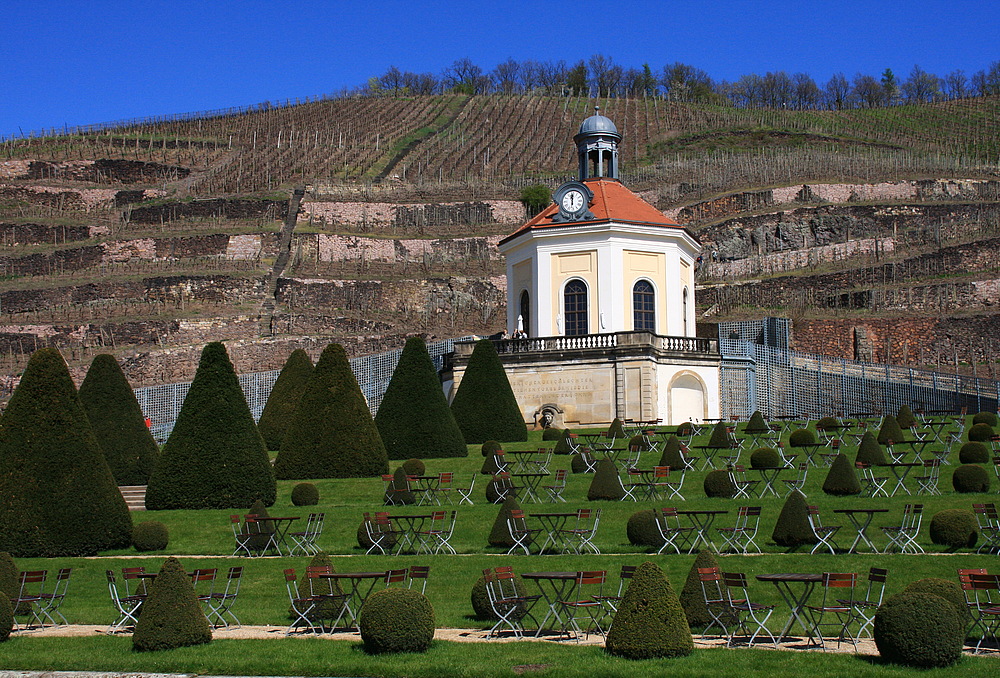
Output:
[{"xmin": 594, "ymin": 105, "xmax": 600, "ymax": 115}]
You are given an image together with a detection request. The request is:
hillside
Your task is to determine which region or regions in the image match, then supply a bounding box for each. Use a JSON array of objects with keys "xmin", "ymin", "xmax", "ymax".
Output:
[{"xmin": 0, "ymin": 93, "xmax": 998, "ymax": 392}]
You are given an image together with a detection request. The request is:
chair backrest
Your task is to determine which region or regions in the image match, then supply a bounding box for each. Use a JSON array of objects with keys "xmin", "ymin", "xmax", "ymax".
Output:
[
  {"xmin": 863, "ymin": 567, "xmax": 888, "ymax": 604},
  {"xmin": 822, "ymin": 572, "xmax": 857, "ymax": 588},
  {"xmin": 508, "ymin": 508, "xmax": 528, "ymax": 530},
  {"xmin": 438, "ymin": 472, "xmax": 454, "ymax": 486},
  {"xmin": 653, "ymin": 466, "xmax": 670, "ymax": 480},
  {"xmin": 408, "ymin": 565, "xmax": 430, "ymax": 592},
  {"xmin": 617, "ymin": 564, "xmax": 637, "ymax": 596},
  {"xmin": 697, "ymin": 567, "xmax": 724, "ymax": 603},
  {"xmin": 283, "ymin": 568, "xmax": 301, "ymax": 599},
  {"xmin": 384, "ymin": 568, "xmax": 408, "ymax": 586},
  {"xmin": 121, "ymin": 566, "xmax": 147, "ymax": 596},
  {"xmin": 553, "ymin": 469, "xmax": 568, "ymax": 484},
  {"xmin": 221, "ymin": 566, "xmax": 244, "ymax": 596},
  {"xmin": 721, "ymin": 571, "xmax": 749, "ymax": 601}
]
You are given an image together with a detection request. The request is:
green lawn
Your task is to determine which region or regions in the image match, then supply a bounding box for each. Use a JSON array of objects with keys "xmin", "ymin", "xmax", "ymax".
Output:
[{"xmin": 7, "ymin": 421, "xmax": 998, "ymax": 675}]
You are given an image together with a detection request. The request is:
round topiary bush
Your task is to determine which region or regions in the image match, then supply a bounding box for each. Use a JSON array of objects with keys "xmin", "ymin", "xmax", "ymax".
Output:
[
  {"xmin": 541, "ymin": 427, "xmax": 563, "ymax": 441},
  {"xmin": 480, "ymin": 453, "xmax": 505, "ymax": 476},
  {"xmin": 968, "ymin": 422, "xmax": 995, "ymax": 442},
  {"xmin": 816, "ymin": 416, "xmax": 841, "ymax": 431},
  {"xmin": 357, "ymin": 518, "xmax": 398, "ymax": 553},
  {"xmin": 929, "ymin": 508, "xmax": 978, "ymax": 550},
  {"xmin": 0, "ymin": 552, "xmax": 18, "ymax": 604},
  {"xmin": 605, "ymin": 561, "xmax": 693, "ymax": 659},
  {"xmin": 788, "ymin": 428, "xmax": 817, "ymax": 447},
  {"xmin": 481, "ymin": 440, "xmax": 503, "ymax": 458},
  {"xmin": 290, "ymin": 482, "xmax": 319, "ymax": 506},
  {"xmin": 485, "ymin": 475, "xmax": 514, "ymax": 504},
  {"xmin": 132, "ymin": 521, "xmax": 169, "ymax": 552},
  {"xmin": 675, "ymin": 422, "xmax": 693, "ymax": 437},
  {"xmin": 703, "ymin": 469, "xmax": 736, "ymax": 498},
  {"xmin": 471, "ymin": 573, "xmax": 529, "ymax": 621},
  {"xmin": 626, "ymin": 509, "xmax": 664, "ymax": 548},
  {"xmin": 0, "ymin": 596, "xmax": 11, "ymax": 642},
  {"xmin": 902, "ymin": 578, "xmax": 971, "ymax": 627},
  {"xmin": 384, "ymin": 467, "xmax": 416, "ymax": 505},
  {"xmin": 952, "ymin": 464, "xmax": 990, "ymax": 493},
  {"xmin": 588, "ymin": 459, "xmax": 626, "ymax": 500},
  {"xmin": 359, "ymin": 587, "xmax": 434, "ymax": 654},
  {"xmin": 749, "ymin": 447, "xmax": 781, "ymax": 469},
  {"xmin": 972, "ymin": 411, "xmax": 998, "ymax": 427},
  {"xmin": 628, "ymin": 434, "xmax": 651, "ymax": 452},
  {"xmin": 401, "ymin": 458, "xmax": 425, "ymax": 476},
  {"xmin": 959, "ymin": 441, "xmax": 990, "ymax": 464},
  {"xmin": 874, "ymin": 592, "xmax": 963, "ymax": 668}
]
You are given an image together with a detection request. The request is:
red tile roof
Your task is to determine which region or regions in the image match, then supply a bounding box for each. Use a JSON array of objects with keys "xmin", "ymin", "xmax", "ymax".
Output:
[{"xmin": 501, "ymin": 178, "xmax": 682, "ymax": 245}]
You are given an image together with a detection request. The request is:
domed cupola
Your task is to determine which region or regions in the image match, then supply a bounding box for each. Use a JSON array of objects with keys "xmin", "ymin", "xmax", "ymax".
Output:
[{"xmin": 574, "ymin": 106, "xmax": 621, "ymax": 180}]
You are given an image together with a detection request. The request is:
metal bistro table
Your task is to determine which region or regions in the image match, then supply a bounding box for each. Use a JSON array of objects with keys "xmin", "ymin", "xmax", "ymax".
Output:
[
  {"xmin": 833, "ymin": 508, "xmax": 890, "ymax": 553},
  {"xmin": 750, "ymin": 466, "xmax": 787, "ymax": 497},
  {"xmin": 530, "ymin": 512, "xmax": 577, "ymax": 553},
  {"xmin": 320, "ymin": 571, "xmax": 388, "ymax": 628},
  {"xmin": 512, "ymin": 472, "xmax": 550, "ymax": 504},
  {"xmin": 407, "ymin": 476, "xmax": 440, "ymax": 506},
  {"xmin": 756, "ymin": 573, "xmax": 823, "ymax": 642},
  {"xmin": 878, "ymin": 462, "xmax": 923, "ymax": 496},
  {"xmin": 520, "ymin": 571, "xmax": 586, "ymax": 637},
  {"xmin": 385, "ymin": 513, "xmax": 433, "ymax": 554},
  {"xmin": 677, "ymin": 509, "xmax": 728, "ymax": 554},
  {"xmin": 246, "ymin": 516, "xmax": 300, "ymax": 556}
]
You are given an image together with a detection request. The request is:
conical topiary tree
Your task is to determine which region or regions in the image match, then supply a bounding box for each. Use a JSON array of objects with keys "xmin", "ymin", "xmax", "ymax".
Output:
[
  {"xmin": 450, "ymin": 339, "xmax": 527, "ymax": 444},
  {"xmin": 274, "ymin": 343, "xmax": 389, "ymax": 479},
  {"xmin": 553, "ymin": 428, "xmax": 574, "ymax": 455},
  {"xmin": 659, "ymin": 435, "xmax": 686, "ymax": 469},
  {"xmin": 608, "ymin": 418, "xmax": 626, "ymax": 439},
  {"xmin": 0, "ymin": 553, "xmax": 16, "ymax": 603},
  {"xmin": 384, "ymin": 467, "xmax": 416, "ymax": 506},
  {"xmin": 0, "ymin": 348, "xmax": 132, "ymax": 556},
  {"xmin": 605, "ymin": 561, "xmax": 693, "ymax": 659},
  {"xmin": 78, "ymin": 354, "xmax": 159, "ymax": 486},
  {"xmin": 145, "ymin": 342, "xmax": 275, "ymax": 509},
  {"xmin": 771, "ymin": 489, "xmax": 817, "ymax": 547},
  {"xmin": 878, "ymin": 414, "xmax": 907, "ymax": 445},
  {"xmin": 132, "ymin": 556, "xmax": 212, "ymax": 651},
  {"xmin": 678, "ymin": 550, "xmax": 735, "ymax": 631},
  {"xmin": 488, "ymin": 495, "xmax": 522, "ymax": 548},
  {"xmin": 289, "ymin": 552, "xmax": 345, "ymax": 622},
  {"xmin": 375, "ymin": 337, "xmax": 467, "ymax": 460},
  {"xmin": 743, "ymin": 410, "xmax": 769, "ymax": 434},
  {"xmin": 896, "ymin": 405, "xmax": 918, "ymax": 430},
  {"xmin": 706, "ymin": 422, "xmax": 733, "ymax": 448},
  {"xmin": 588, "ymin": 459, "xmax": 626, "ymax": 500},
  {"xmin": 855, "ymin": 431, "xmax": 887, "ymax": 465},
  {"xmin": 257, "ymin": 349, "xmax": 313, "ymax": 451},
  {"xmin": 822, "ymin": 453, "xmax": 862, "ymax": 495}
]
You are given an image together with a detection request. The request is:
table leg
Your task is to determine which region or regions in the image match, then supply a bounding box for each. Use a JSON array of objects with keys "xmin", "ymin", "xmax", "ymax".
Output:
[
  {"xmin": 771, "ymin": 581, "xmax": 818, "ymax": 642},
  {"xmin": 529, "ymin": 578, "xmax": 576, "ymax": 638},
  {"xmin": 686, "ymin": 515, "xmax": 718, "ymax": 554}
]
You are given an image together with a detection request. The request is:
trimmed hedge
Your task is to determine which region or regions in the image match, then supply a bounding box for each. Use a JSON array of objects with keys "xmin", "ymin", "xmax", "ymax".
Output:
[
  {"xmin": 375, "ymin": 337, "xmax": 467, "ymax": 460},
  {"xmin": 703, "ymin": 469, "xmax": 736, "ymax": 498},
  {"xmin": 822, "ymin": 453, "xmax": 861, "ymax": 496},
  {"xmin": 874, "ymin": 592, "xmax": 963, "ymax": 668},
  {"xmin": 929, "ymin": 508, "xmax": 978, "ymax": 549},
  {"xmin": 132, "ymin": 521, "xmax": 169, "ymax": 552},
  {"xmin": 360, "ymin": 587, "xmax": 435, "ymax": 654},
  {"xmin": 292, "ymin": 552, "xmax": 345, "ymax": 623},
  {"xmin": 274, "ymin": 343, "xmax": 389, "ymax": 480},
  {"xmin": 749, "ymin": 447, "xmax": 780, "ymax": 469},
  {"xmin": 679, "ymin": 550, "xmax": 733, "ymax": 630},
  {"xmin": 816, "ymin": 416, "xmax": 841, "ymax": 431},
  {"xmin": 742, "ymin": 411, "xmax": 768, "ymax": 434},
  {"xmin": 959, "ymin": 441, "xmax": 989, "ymax": 464},
  {"xmin": 952, "ymin": 464, "xmax": 990, "ymax": 493},
  {"xmin": 481, "ymin": 441, "xmax": 503, "ymax": 458},
  {"xmin": 480, "ymin": 454, "xmax": 505, "ymax": 476},
  {"xmin": 0, "ymin": 553, "xmax": 16, "ymax": 602},
  {"xmin": 401, "ymin": 459, "xmax": 425, "ymax": 476},
  {"xmin": 570, "ymin": 453, "xmax": 591, "ymax": 474},
  {"xmin": 706, "ymin": 422, "xmax": 733, "ymax": 449},
  {"xmin": 0, "ymin": 347, "xmax": 132, "ymax": 557},
  {"xmin": 588, "ymin": 459, "xmax": 626, "ymax": 500},
  {"xmin": 627, "ymin": 509, "xmax": 664, "ymax": 549},
  {"xmin": 256, "ymin": 349, "xmax": 313, "ymax": 451},
  {"xmin": 553, "ymin": 429, "xmax": 574, "ymax": 455},
  {"xmin": 895, "ymin": 405, "xmax": 917, "ymax": 430},
  {"xmin": 659, "ymin": 436, "xmax": 686, "ymax": 469},
  {"xmin": 450, "ymin": 339, "xmax": 527, "ymax": 444},
  {"xmin": 788, "ymin": 428, "xmax": 816, "ymax": 447},
  {"xmin": 878, "ymin": 415, "xmax": 907, "ymax": 445},
  {"xmin": 78, "ymin": 353, "xmax": 159, "ymax": 486},
  {"xmin": 146, "ymin": 342, "xmax": 275, "ymax": 509},
  {"xmin": 471, "ymin": 573, "xmax": 528, "ymax": 621},
  {"xmin": 855, "ymin": 431, "xmax": 887, "ymax": 465},
  {"xmin": 488, "ymin": 496, "xmax": 521, "ymax": 547},
  {"xmin": 384, "ymin": 468, "xmax": 416, "ymax": 506},
  {"xmin": 771, "ymin": 490, "xmax": 816, "ymax": 547},
  {"xmin": 972, "ymin": 411, "xmax": 998, "ymax": 427},
  {"xmin": 290, "ymin": 483, "xmax": 319, "ymax": 506},
  {"xmin": 541, "ymin": 427, "xmax": 563, "ymax": 441},
  {"xmin": 902, "ymin": 578, "xmax": 970, "ymax": 626},
  {"xmin": 608, "ymin": 418, "xmax": 627, "ymax": 439},
  {"xmin": 968, "ymin": 422, "xmax": 995, "ymax": 442},
  {"xmin": 605, "ymin": 561, "xmax": 693, "ymax": 659},
  {"xmin": 132, "ymin": 556, "xmax": 211, "ymax": 651},
  {"xmin": 0, "ymin": 595, "xmax": 11, "ymax": 642},
  {"xmin": 675, "ymin": 422, "xmax": 693, "ymax": 437}
]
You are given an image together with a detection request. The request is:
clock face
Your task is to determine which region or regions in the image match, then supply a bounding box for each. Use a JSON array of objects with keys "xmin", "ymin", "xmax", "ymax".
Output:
[{"xmin": 561, "ymin": 189, "xmax": 585, "ymax": 213}]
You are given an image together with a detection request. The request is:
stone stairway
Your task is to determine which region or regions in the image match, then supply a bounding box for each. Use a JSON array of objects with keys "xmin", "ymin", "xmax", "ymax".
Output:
[
  {"xmin": 258, "ymin": 186, "xmax": 304, "ymax": 336},
  {"xmin": 118, "ymin": 485, "xmax": 147, "ymax": 511}
]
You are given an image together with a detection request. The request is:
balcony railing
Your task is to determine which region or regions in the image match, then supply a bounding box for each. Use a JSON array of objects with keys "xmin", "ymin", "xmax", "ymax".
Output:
[{"xmin": 455, "ymin": 331, "xmax": 718, "ymax": 356}]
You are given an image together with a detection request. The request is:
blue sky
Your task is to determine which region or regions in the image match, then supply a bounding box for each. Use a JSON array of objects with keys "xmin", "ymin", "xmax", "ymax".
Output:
[{"xmin": 2, "ymin": 0, "xmax": 998, "ymax": 139}]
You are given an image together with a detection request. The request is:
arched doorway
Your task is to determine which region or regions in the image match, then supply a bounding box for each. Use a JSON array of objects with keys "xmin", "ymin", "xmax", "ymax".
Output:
[{"xmin": 669, "ymin": 372, "xmax": 706, "ymax": 424}]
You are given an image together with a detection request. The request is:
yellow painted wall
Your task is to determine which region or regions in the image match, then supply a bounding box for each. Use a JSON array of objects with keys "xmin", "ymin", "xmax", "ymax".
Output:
[
  {"xmin": 551, "ymin": 250, "xmax": 597, "ymax": 333},
  {"xmin": 623, "ymin": 250, "xmax": 665, "ymax": 333}
]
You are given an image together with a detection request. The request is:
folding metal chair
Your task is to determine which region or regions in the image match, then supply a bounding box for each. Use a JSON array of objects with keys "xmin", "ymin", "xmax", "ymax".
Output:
[
  {"xmin": 12, "ymin": 570, "xmax": 49, "ymax": 629},
  {"xmin": 289, "ymin": 512, "xmax": 324, "ymax": 556},
  {"xmin": 728, "ymin": 464, "xmax": 759, "ymax": 499},
  {"xmin": 431, "ymin": 472, "xmax": 455, "ymax": 505},
  {"xmin": 836, "ymin": 567, "xmax": 886, "ymax": 638},
  {"xmin": 650, "ymin": 465, "xmax": 685, "ymax": 500},
  {"xmin": 881, "ymin": 504, "xmax": 924, "ymax": 554},
  {"xmin": 491, "ymin": 472, "xmax": 520, "ymax": 502},
  {"xmin": 594, "ymin": 564, "xmax": 636, "ymax": 621},
  {"xmin": 416, "ymin": 510, "xmax": 457, "ymax": 555},
  {"xmin": 915, "ymin": 460, "xmax": 942, "ymax": 495},
  {"xmin": 623, "ymin": 468, "xmax": 652, "ymax": 501},
  {"xmin": 557, "ymin": 571, "xmax": 609, "ymax": 641},
  {"xmin": 653, "ymin": 507, "xmax": 694, "ymax": 555},
  {"xmin": 482, "ymin": 567, "xmax": 540, "ymax": 638},
  {"xmin": 407, "ymin": 565, "xmax": 431, "ymax": 594},
  {"xmin": 363, "ymin": 511, "xmax": 400, "ymax": 555},
  {"xmin": 973, "ymin": 503, "xmax": 1000, "ymax": 555},
  {"xmin": 958, "ymin": 568, "xmax": 992, "ymax": 645},
  {"xmin": 542, "ymin": 469, "xmax": 569, "ymax": 502},
  {"xmin": 207, "ymin": 566, "xmax": 243, "ymax": 628},
  {"xmin": 528, "ymin": 448, "xmax": 554, "ymax": 474},
  {"xmin": 305, "ymin": 565, "xmax": 351, "ymax": 630},
  {"xmin": 36, "ymin": 568, "xmax": 72, "ymax": 626},
  {"xmin": 577, "ymin": 448, "xmax": 599, "ymax": 473},
  {"xmin": 717, "ymin": 506, "xmax": 762, "ymax": 554},
  {"xmin": 559, "ymin": 508, "xmax": 601, "ymax": 555},
  {"xmin": 807, "ymin": 505, "xmax": 842, "ymax": 555},
  {"xmin": 189, "ymin": 568, "xmax": 218, "ymax": 618},
  {"xmin": 455, "ymin": 473, "xmax": 477, "ymax": 506},
  {"xmin": 720, "ymin": 572, "xmax": 778, "ymax": 648},
  {"xmin": 967, "ymin": 573, "xmax": 1000, "ymax": 653},
  {"xmin": 105, "ymin": 570, "xmax": 144, "ymax": 633},
  {"xmin": 506, "ymin": 509, "xmax": 541, "ymax": 555},
  {"xmin": 284, "ymin": 568, "xmax": 322, "ymax": 635},
  {"xmin": 856, "ymin": 462, "xmax": 888, "ymax": 498},
  {"xmin": 697, "ymin": 567, "xmax": 731, "ymax": 639},
  {"xmin": 806, "ymin": 572, "xmax": 859, "ymax": 650},
  {"xmin": 230, "ymin": 514, "xmax": 255, "ymax": 557},
  {"xmin": 782, "ymin": 462, "xmax": 808, "ymax": 496}
]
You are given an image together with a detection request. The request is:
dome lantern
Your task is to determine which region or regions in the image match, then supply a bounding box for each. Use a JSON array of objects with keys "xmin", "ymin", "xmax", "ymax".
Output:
[{"xmin": 574, "ymin": 106, "xmax": 621, "ymax": 181}]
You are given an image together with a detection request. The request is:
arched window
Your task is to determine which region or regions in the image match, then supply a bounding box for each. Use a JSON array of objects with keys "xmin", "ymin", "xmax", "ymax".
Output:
[
  {"xmin": 518, "ymin": 290, "xmax": 530, "ymax": 336},
  {"xmin": 633, "ymin": 280, "xmax": 655, "ymax": 331},
  {"xmin": 564, "ymin": 279, "xmax": 588, "ymax": 336}
]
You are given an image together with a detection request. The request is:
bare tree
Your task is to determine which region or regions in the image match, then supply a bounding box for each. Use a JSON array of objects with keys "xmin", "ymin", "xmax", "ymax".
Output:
[
  {"xmin": 443, "ymin": 58, "xmax": 488, "ymax": 95},
  {"xmin": 824, "ymin": 72, "xmax": 850, "ymax": 109},
  {"xmin": 661, "ymin": 62, "xmax": 714, "ymax": 102},
  {"xmin": 379, "ymin": 66, "xmax": 406, "ymax": 94},
  {"xmin": 403, "ymin": 71, "xmax": 439, "ymax": 95},
  {"xmin": 942, "ymin": 69, "xmax": 969, "ymax": 99},
  {"xmin": 566, "ymin": 60, "xmax": 588, "ymax": 96},
  {"xmin": 901, "ymin": 65, "xmax": 940, "ymax": 103},
  {"xmin": 761, "ymin": 71, "xmax": 794, "ymax": 108},
  {"xmin": 851, "ymin": 73, "xmax": 884, "ymax": 108},
  {"xmin": 588, "ymin": 54, "xmax": 622, "ymax": 96},
  {"xmin": 792, "ymin": 72, "xmax": 821, "ymax": 109},
  {"xmin": 491, "ymin": 58, "xmax": 521, "ymax": 94}
]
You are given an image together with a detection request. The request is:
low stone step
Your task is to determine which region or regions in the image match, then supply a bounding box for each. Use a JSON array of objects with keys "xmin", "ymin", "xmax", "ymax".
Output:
[{"xmin": 118, "ymin": 485, "xmax": 147, "ymax": 511}]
